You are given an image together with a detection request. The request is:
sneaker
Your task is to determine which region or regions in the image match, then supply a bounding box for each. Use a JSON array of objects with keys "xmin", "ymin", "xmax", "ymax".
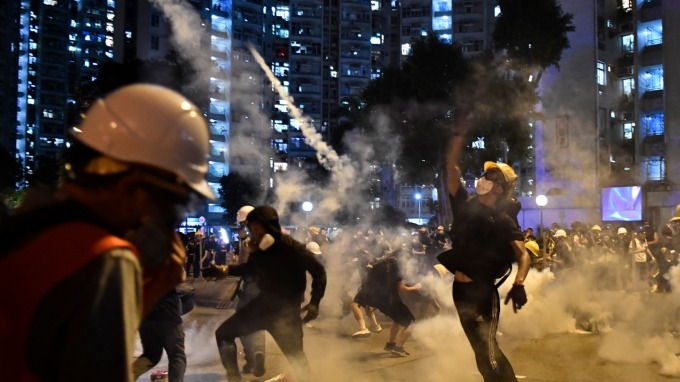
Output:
[
  {"xmin": 253, "ymin": 351, "xmax": 266, "ymax": 377},
  {"xmin": 391, "ymin": 346, "xmax": 410, "ymax": 357},
  {"xmin": 384, "ymin": 342, "xmax": 396, "ymax": 352},
  {"xmin": 264, "ymin": 373, "xmax": 292, "ymax": 382},
  {"xmin": 352, "ymin": 328, "xmax": 371, "ymax": 338},
  {"xmin": 368, "ymin": 324, "xmax": 382, "ymax": 333}
]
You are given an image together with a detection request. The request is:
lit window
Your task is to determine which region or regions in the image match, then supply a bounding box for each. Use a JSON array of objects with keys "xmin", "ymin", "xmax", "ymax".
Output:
[
  {"xmin": 494, "ymin": 5, "xmax": 501, "ymax": 17},
  {"xmin": 623, "ymin": 122, "xmax": 634, "ymax": 140},
  {"xmin": 597, "ymin": 61, "xmax": 606, "ymax": 86},
  {"xmin": 401, "ymin": 43, "xmax": 411, "ymax": 56}
]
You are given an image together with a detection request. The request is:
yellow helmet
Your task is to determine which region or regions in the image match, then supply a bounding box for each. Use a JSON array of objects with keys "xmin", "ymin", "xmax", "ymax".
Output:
[{"xmin": 525, "ymin": 240, "xmax": 540, "ymax": 257}]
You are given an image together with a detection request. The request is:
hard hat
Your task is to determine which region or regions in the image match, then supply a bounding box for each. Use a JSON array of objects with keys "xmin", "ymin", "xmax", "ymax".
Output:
[
  {"xmin": 237, "ymin": 205, "xmax": 254, "ymax": 223},
  {"xmin": 554, "ymin": 229, "xmax": 567, "ymax": 238},
  {"xmin": 670, "ymin": 205, "xmax": 680, "ymax": 222},
  {"xmin": 72, "ymin": 84, "xmax": 215, "ymax": 200},
  {"xmin": 437, "ymin": 226, "xmax": 444, "ymax": 230},
  {"xmin": 306, "ymin": 241, "xmax": 322, "ymax": 255},
  {"xmin": 617, "ymin": 227, "xmax": 628, "ymax": 235},
  {"xmin": 591, "ymin": 225, "xmax": 602, "ymax": 231},
  {"xmin": 483, "ymin": 161, "xmax": 518, "ymax": 183},
  {"xmin": 525, "ymin": 240, "xmax": 540, "ymax": 257}
]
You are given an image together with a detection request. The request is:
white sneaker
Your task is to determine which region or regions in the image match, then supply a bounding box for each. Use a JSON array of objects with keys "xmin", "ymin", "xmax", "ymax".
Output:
[
  {"xmin": 368, "ymin": 324, "xmax": 382, "ymax": 333},
  {"xmin": 265, "ymin": 373, "xmax": 293, "ymax": 382},
  {"xmin": 351, "ymin": 328, "xmax": 371, "ymax": 338}
]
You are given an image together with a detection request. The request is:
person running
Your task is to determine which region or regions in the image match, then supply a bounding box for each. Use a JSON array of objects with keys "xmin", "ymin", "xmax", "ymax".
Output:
[
  {"xmin": 204, "ymin": 206, "xmax": 326, "ymax": 382},
  {"xmin": 438, "ymin": 110, "xmax": 531, "ymax": 382}
]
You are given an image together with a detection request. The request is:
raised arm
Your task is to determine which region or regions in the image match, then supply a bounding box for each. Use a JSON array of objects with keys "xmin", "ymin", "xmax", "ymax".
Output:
[{"xmin": 446, "ymin": 108, "xmax": 472, "ymax": 197}]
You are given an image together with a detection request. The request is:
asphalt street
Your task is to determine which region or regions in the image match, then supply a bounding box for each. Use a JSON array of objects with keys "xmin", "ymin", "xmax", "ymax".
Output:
[{"xmin": 135, "ymin": 278, "xmax": 680, "ymax": 382}]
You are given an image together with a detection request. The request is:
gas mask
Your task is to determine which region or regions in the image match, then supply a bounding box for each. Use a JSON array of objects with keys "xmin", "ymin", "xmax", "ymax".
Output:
[{"xmin": 475, "ymin": 177, "xmax": 494, "ymax": 195}]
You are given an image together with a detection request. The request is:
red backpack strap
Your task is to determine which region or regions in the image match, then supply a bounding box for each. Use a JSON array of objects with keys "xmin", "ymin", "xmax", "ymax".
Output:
[{"xmin": 0, "ymin": 222, "xmax": 138, "ymax": 381}]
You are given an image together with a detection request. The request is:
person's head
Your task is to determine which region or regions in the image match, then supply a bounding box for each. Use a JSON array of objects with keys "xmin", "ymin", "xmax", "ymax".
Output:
[
  {"xmin": 476, "ymin": 162, "xmax": 517, "ymax": 203},
  {"xmin": 65, "ymin": 84, "xmax": 214, "ymax": 232},
  {"xmin": 617, "ymin": 227, "xmax": 628, "ymax": 237},
  {"xmin": 554, "ymin": 229, "xmax": 567, "ymax": 240},
  {"xmin": 306, "ymin": 241, "xmax": 322, "ymax": 255},
  {"xmin": 437, "ymin": 225, "xmax": 445, "ymax": 234},
  {"xmin": 244, "ymin": 206, "xmax": 282, "ymax": 245},
  {"xmin": 237, "ymin": 205, "xmax": 254, "ymax": 228}
]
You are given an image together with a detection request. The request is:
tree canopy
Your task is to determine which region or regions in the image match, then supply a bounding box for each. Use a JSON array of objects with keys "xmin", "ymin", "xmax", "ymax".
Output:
[
  {"xmin": 218, "ymin": 172, "xmax": 260, "ymax": 224},
  {"xmin": 493, "ymin": 0, "xmax": 575, "ymax": 71}
]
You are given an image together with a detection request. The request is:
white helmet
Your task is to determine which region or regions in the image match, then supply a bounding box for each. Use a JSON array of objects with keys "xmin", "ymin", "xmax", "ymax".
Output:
[
  {"xmin": 306, "ymin": 241, "xmax": 322, "ymax": 255},
  {"xmin": 554, "ymin": 229, "xmax": 567, "ymax": 238},
  {"xmin": 73, "ymin": 84, "xmax": 215, "ymax": 200},
  {"xmin": 617, "ymin": 227, "xmax": 628, "ymax": 235},
  {"xmin": 236, "ymin": 205, "xmax": 255, "ymax": 223}
]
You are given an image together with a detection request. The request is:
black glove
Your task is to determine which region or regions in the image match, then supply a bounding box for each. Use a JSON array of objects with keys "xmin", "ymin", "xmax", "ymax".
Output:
[
  {"xmin": 504, "ymin": 284, "xmax": 527, "ymax": 313},
  {"xmin": 301, "ymin": 303, "xmax": 319, "ymax": 323},
  {"xmin": 201, "ymin": 264, "xmax": 228, "ymax": 280}
]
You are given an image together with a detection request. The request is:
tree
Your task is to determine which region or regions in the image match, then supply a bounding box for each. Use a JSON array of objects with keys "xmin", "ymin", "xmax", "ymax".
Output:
[
  {"xmin": 362, "ymin": 33, "xmax": 470, "ymax": 186},
  {"xmin": 493, "ymin": 0, "xmax": 575, "ymax": 73},
  {"xmin": 0, "ymin": 146, "xmax": 23, "ymax": 209},
  {"xmin": 218, "ymin": 172, "xmax": 260, "ymax": 224},
  {"xmin": 360, "ymin": 34, "xmax": 539, "ymax": 224}
]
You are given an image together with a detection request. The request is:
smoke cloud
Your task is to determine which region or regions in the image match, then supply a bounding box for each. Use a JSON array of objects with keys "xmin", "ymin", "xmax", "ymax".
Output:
[{"xmin": 143, "ymin": 3, "xmax": 680, "ymax": 380}]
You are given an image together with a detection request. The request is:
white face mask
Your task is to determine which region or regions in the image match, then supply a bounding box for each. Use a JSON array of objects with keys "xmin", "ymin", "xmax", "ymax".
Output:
[{"xmin": 475, "ymin": 177, "xmax": 494, "ymax": 195}]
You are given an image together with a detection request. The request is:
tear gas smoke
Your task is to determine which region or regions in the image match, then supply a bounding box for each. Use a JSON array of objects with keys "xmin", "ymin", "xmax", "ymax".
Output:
[{"xmin": 140, "ymin": 3, "xmax": 680, "ymax": 380}]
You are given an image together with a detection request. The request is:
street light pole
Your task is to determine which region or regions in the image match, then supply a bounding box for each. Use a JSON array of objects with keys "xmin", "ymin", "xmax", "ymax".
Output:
[
  {"xmin": 302, "ymin": 201, "xmax": 313, "ymax": 227},
  {"xmin": 415, "ymin": 192, "xmax": 422, "ymax": 225},
  {"xmin": 536, "ymin": 194, "xmax": 548, "ymax": 257}
]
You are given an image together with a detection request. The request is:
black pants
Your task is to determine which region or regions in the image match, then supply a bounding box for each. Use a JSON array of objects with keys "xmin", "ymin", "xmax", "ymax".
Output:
[
  {"xmin": 133, "ymin": 319, "xmax": 186, "ymax": 382},
  {"xmin": 236, "ymin": 280, "xmax": 266, "ymax": 366},
  {"xmin": 215, "ymin": 296, "xmax": 309, "ymax": 382},
  {"xmin": 453, "ymin": 280, "xmax": 517, "ymax": 382}
]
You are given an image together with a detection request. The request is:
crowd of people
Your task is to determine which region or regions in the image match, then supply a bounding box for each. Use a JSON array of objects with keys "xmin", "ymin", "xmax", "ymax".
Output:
[
  {"xmin": 523, "ymin": 218, "xmax": 680, "ymax": 293},
  {"xmin": 4, "ymin": 84, "xmax": 680, "ymax": 382}
]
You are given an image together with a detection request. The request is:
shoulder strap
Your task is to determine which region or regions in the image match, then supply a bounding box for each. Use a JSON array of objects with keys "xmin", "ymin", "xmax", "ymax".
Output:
[{"xmin": 0, "ymin": 222, "xmax": 138, "ymax": 380}]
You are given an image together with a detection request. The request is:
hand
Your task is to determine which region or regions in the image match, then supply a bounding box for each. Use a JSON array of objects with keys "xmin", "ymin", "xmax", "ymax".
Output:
[
  {"xmin": 201, "ymin": 263, "xmax": 228, "ymax": 280},
  {"xmin": 504, "ymin": 284, "xmax": 527, "ymax": 313},
  {"xmin": 452, "ymin": 106, "xmax": 473, "ymax": 136},
  {"xmin": 301, "ymin": 303, "xmax": 319, "ymax": 323}
]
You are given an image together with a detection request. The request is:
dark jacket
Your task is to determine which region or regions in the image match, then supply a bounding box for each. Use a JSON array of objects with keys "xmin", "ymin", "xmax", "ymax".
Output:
[{"xmin": 228, "ymin": 235, "xmax": 326, "ymax": 306}]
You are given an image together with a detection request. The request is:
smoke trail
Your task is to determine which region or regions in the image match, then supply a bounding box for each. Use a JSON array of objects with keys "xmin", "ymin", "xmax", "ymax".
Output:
[
  {"xmin": 247, "ymin": 44, "xmax": 349, "ymax": 173},
  {"xmin": 149, "ymin": 0, "xmax": 219, "ymax": 88}
]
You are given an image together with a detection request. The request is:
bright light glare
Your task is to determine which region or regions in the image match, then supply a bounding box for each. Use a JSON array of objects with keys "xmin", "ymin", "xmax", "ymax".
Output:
[
  {"xmin": 536, "ymin": 194, "xmax": 548, "ymax": 207},
  {"xmin": 302, "ymin": 201, "xmax": 313, "ymax": 212}
]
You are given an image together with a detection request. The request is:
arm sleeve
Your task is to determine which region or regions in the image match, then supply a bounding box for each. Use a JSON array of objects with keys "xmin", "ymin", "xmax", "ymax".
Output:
[{"xmin": 28, "ymin": 249, "xmax": 142, "ymax": 382}]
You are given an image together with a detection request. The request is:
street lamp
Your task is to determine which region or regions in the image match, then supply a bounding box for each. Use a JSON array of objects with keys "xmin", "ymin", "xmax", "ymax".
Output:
[
  {"xmin": 415, "ymin": 192, "xmax": 422, "ymax": 225},
  {"xmin": 302, "ymin": 201, "xmax": 313, "ymax": 226},
  {"xmin": 535, "ymin": 194, "xmax": 548, "ymax": 256}
]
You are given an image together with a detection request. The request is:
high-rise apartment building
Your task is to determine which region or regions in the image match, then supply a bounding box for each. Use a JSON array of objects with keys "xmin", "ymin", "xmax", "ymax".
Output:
[{"xmin": 523, "ymin": 0, "xmax": 680, "ymax": 228}]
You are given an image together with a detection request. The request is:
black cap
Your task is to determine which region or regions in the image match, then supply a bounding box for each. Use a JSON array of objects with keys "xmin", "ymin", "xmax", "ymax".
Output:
[{"xmin": 247, "ymin": 206, "xmax": 282, "ymax": 238}]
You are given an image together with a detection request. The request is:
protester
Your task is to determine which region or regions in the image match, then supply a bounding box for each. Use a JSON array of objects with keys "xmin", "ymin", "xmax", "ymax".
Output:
[
  {"xmin": 133, "ymin": 289, "xmax": 187, "ymax": 382},
  {"xmin": 0, "ymin": 84, "xmax": 214, "ymax": 381},
  {"xmin": 438, "ymin": 110, "xmax": 531, "ymax": 382},
  {"xmin": 204, "ymin": 206, "xmax": 326, "ymax": 382},
  {"xmin": 233, "ymin": 205, "xmax": 266, "ymax": 377}
]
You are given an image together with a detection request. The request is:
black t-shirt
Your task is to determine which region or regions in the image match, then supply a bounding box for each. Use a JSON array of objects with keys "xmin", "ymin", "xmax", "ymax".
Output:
[{"xmin": 446, "ymin": 186, "xmax": 524, "ymax": 280}]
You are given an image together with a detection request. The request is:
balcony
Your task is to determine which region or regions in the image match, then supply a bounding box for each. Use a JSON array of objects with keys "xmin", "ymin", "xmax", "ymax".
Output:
[
  {"xmin": 641, "ymin": 90, "xmax": 663, "ymax": 112},
  {"xmin": 640, "ymin": 43, "xmax": 662, "ymax": 67},
  {"xmin": 639, "ymin": 0, "xmax": 662, "ymax": 22},
  {"xmin": 642, "ymin": 135, "xmax": 664, "ymax": 156}
]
